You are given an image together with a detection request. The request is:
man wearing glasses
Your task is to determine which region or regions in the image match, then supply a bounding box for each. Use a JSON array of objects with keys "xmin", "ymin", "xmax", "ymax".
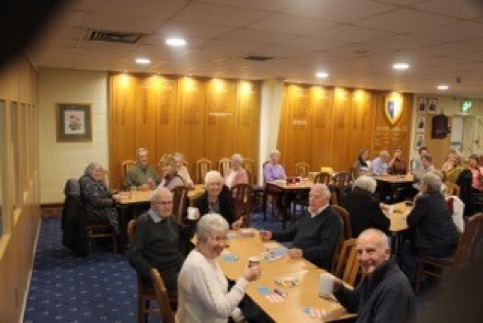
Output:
[{"xmin": 127, "ymin": 187, "xmax": 198, "ymax": 292}]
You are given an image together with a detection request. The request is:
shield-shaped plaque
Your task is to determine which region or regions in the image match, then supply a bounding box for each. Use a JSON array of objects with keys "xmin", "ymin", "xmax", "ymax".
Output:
[{"xmin": 384, "ymin": 93, "xmax": 403, "ymax": 125}]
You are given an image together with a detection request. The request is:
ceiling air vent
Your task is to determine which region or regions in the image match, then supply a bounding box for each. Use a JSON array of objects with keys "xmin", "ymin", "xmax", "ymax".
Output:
[
  {"xmin": 87, "ymin": 30, "xmax": 143, "ymax": 44},
  {"xmin": 244, "ymin": 55, "xmax": 273, "ymax": 62}
]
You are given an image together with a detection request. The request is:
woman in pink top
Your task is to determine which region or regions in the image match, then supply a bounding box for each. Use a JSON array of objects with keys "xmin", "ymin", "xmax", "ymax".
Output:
[
  {"xmin": 468, "ymin": 154, "xmax": 483, "ymax": 191},
  {"xmin": 224, "ymin": 154, "xmax": 248, "ymax": 189}
]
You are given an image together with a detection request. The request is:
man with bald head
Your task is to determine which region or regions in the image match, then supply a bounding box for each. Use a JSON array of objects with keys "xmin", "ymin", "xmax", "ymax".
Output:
[
  {"xmin": 333, "ymin": 229, "xmax": 415, "ymax": 323},
  {"xmin": 127, "ymin": 187, "xmax": 198, "ymax": 292},
  {"xmin": 260, "ymin": 184, "xmax": 341, "ymax": 270}
]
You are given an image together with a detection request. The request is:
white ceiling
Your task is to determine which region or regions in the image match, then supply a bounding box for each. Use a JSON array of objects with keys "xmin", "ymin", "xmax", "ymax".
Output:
[{"xmin": 28, "ymin": 0, "xmax": 483, "ymax": 98}]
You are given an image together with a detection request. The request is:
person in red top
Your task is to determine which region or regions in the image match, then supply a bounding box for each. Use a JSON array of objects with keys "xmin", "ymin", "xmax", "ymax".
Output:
[{"xmin": 388, "ymin": 147, "xmax": 408, "ymax": 175}]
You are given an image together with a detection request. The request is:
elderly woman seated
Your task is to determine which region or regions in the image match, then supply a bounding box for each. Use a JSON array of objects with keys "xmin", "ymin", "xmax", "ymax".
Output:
[
  {"xmin": 176, "ymin": 213, "xmax": 261, "ymax": 323},
  {"xmin": 79, "ymin": 162, "xmax": 122, "ymax": 233},
  {"xmin": 224, "ymin": 153, "xmax": 248, "ymax": 189},
  {"xmin": 264, "ymin": 149, "xmax": 287, "ymax": 182},
  {"xmin": 158, "ymin": 154, "xmax": 185, "ymax": 190},
  {"xmin": 193, "ymin": 170, "xmax": 243, "ymax": 230},
  {"xmin": 174, "ymin": 152, "xmax": 193, "ymax": 187},
  {"xmin": 341, "ymin": 175, "xmax": 390, "ymax": 237}
]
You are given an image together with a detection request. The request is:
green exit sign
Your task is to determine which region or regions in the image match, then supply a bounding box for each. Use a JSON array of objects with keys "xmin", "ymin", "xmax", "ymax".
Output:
[{"xmin": 462, "ymin": 100, "xmax": 472, "ymax": 113}]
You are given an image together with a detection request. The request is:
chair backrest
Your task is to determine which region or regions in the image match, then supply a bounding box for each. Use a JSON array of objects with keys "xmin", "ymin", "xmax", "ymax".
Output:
[
  {"xmin": 150, "ymin": 268, "xmax": 176, "ymax": 323},
  {"xmin": 231, "ymin": 183, "xmax": 253, "ymax": 227},
  {"xmin": 261, "ymin": 161, "xmax": 270, "ymax": 184},
  {"xmin": 171, "ymin": 186, "xmax": 189, "ymax": 224},
  {"xmin": 102, "ymin": 169, "xmax": 110, "ymax": 187},
  {"xmin": 330, "ymin": 217, "xmax": 345, "ymax": 274},
  {"xmin": 121, "ymin": 160, "xmax": 136, "ymax": 181},
  {"xmin": 445, "ymin": 181, "xmax": 460, "ymax": 197},
  {"xmin": 333, "ymin": 172, "xmax": 352, "ymax": 188},
  {"xmin": 349, "ymin": 167, "xmax": 358, "ymax": 181},
  {"xmin": 314, "ymin": 172, "xmax": 332, "ymax": 185},
  {"xmin": 294, "ymin": 162, "xmax": 310, "ymax": 177},
  {"xmin": 454, "ymin": 213, "xmax": 483, "ymax": 266},
  {"xmin": 243, "ymin": 158, "xmax": 257, "ymax": 184},
  {"xmin": 127, "ymin": 219, "xmax": 136, "ymax": 241},
  {"xmin": 334, "ymin": 238, "xmax": 359, "ymax": 286},
  {"xmin": 195, "ymin": 158, "xmax": 212, "ymax": 184},
  {"xmin": 332, "ymin": 204, "xmax": 352, "ymax": 240},
  {"xmin": 218, "ymin": 158, "xmax": 231, "ymax": 178}
]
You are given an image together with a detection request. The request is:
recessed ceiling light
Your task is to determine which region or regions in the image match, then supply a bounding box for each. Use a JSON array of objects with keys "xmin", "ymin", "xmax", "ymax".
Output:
[
  {"xmin": 437, "ymin": 85, "xmax": 449, "ymax": 90},
  {"xmin": 316, "ymin": 72, "xmax": 329, "ymax": 78},
  {"xmin": 392, "ymin": 63, "xmax": 410, "ymax": 70},
  {"xmin": 165, "ymin": 37, "xmax": 186, "ymax": 47},
  {"xmin": 135, "ymin": 58, "xmax": 151, "ymax": 65}
]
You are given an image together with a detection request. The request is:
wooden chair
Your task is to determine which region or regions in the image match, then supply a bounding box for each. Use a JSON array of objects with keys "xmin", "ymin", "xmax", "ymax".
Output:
[
  {"xmin": 349, "ymin": 167, "xmax": 358, "ymax": 181},
  {"xmin": 171, "ymin": 186, "xmax": 189, "ymax": 224},
  {"xmin": 218, "ymin": 158, "xmax": 231, "ymax": 178},
  {"xmin": 332, "ymin": 205, "xmax": 352, "ymax": 240},
  {"xmin": 415, "ymin": 213, "xmax": 483, "ymax": 292},
  {"xmin": 231, "ymin": 183, "xmax": 253, "ymax": 227},
  {"xmin": 330, "ymin": 219, "xmax": 346, "ymax": 274},
  {"xmin": 102, "ymin": 169, "xmax": 110, "ymax": 187},
  {"xmin": 262, "ymin": 161, "xmax": 283, "ymax": 220},
  {"xmin": 85, "ymin": 222, "xmax": 118, "ymax": 254},
  {"xmin": 314, "ymin": 172, "xmax": 332, "ymax": 185},
  {"xmin": 195, "ymin": 158, "xmax": 212, "ymax": 184},
  {"xmin": 334, "ymin": 239, "xmax": 359, "ymax": 286},
  {"xmin": 445, "ymin": 181, "xmax": 461, "ymax": 197},
  {"xmin": 243, "ymin": 158, "xmax": 257, "ymax": 183},
  {"xmin": 121, "ymin": 159, "xmax": 136, "ymax": 182},
  {"xmin": 127, "ymin": 219, "xmax": 160, "ymax": 323},
  {"xmin": 294, "ymin": 162, "xmax": 310, "ymax": 178},
  {"xmin": 150, "ymin": 268, "xmax": 176, "ymax": 323},
  {"xmin": 333, "ymin": 172, "xmax": 353, "ymax": 189}
]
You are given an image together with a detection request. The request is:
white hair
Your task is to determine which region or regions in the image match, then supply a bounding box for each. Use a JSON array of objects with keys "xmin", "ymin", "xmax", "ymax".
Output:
[
  {"xmin": 204, "ymin": 170, "xmax": 223, "ymax": 186},
  {"xmin": 311, "ymin": 183, "xmax": 331, "ymax": 199},
  {"xmin": 354, "ymin": 175, "xmax": 377, "ymax": 193},
  {"xmin": 173, "ymin": 152, "xmax": 185, "ymax": 162},
  {"xmin": 197, "ymin": 213, "xmax": 229, "ymax": 242},
  {"xmin": 358, "ymin": 228, "xmax": 390, "ymax": 250},
  {"xmin": 269, "ymin": 149, "xmax": 281, "ymax": 158},
  {"xmin": 136, "ymin": 147, "xmax": 148, "ymax": 156},
  {"xmin": 422, "ymin": 172, "xmax": 442, "ymax": 192},
  {"xmin": 150, "ymin": 186, "xmax": 173, "ymax": 201},
  {"xmin": 231, "ymin": 153, "xmax": 244, "ymax": 164}
]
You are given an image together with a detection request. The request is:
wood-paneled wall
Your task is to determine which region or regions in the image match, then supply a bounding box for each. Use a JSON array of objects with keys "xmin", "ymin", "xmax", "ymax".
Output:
[
  {"xmin": 0, "ymin": 56, "xmax": 40, "ymax": 323},
  {"xmin": 278, "ymin": 83, "xmax": 413, "ymax": 175},
  {"xmin": 110, "ymin": 74, "xmax": 261, "ymax": 188}
]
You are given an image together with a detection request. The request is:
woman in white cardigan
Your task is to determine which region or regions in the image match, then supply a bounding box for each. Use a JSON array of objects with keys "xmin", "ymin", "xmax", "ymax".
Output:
[{"xmin": 176, "ymin": 213, "xmax": 261, "ymax": 323}]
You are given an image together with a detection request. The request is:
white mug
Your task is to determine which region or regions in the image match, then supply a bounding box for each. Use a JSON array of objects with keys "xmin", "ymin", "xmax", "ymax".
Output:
[
  {"xmin": 319, "ymin": 273, "xmax": 334, "ymax": 297},
  {"xmin": 187, "ymin": 207, "xmax": 199, "ymax": 220}
]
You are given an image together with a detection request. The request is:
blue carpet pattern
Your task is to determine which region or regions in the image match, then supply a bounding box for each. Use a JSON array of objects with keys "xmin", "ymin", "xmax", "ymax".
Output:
[{"xmin": 23, "ymin": 212, "xmax": 285, "ymax": 322}]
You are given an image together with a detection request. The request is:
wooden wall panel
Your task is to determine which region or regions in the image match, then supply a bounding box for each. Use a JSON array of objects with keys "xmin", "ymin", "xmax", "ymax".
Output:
[
  {"xmin": 110, "ymin": 74, "xmax": 138, "ymax": 189},
  {"xmin": 235, "ymin": 81, "xmax": 261, "ymax": 164},
  {"xmin": 279, "ymin": 84, "xmax": 413, "ymax": 174},
  {"xmin": 205, "ymin": 79, "xmax": 237, "ymax": 166},
  {"xmin": 177, "ymin": 77, "xmax": 207, "ymax": 176},
  {"xmin": 154, "ymin": 76, "xmax": 177, "ymax": 159},
  {"xmin": 310, "ymin": 86, "xmax": 333, "ymax": 171}
]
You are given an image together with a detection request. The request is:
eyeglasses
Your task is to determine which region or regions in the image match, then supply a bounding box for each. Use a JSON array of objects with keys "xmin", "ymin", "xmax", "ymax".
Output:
[{"xmin": 154, "ymin": 201, "xmax": 173, "ymax": 206}]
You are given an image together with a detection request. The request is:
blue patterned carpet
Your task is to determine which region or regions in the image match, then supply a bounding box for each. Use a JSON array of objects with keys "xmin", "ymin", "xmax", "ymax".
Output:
[{"xmin": 23, "ymin": 212, "xmax": 284, "ymax": 322}]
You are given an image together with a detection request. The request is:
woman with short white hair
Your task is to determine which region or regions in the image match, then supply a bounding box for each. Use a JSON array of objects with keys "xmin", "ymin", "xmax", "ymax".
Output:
[
  {"xmin": 224, "ymin": 153, "xmax": 248, "ymax": 189},
  {"xmin": 173, "ymin": 152, "xmax": 193, "ymax": 187},
  {"xmin": 193, "ymin": 170, "xmax": 243, "ymax": 229},
  {"xmin": 341, "ymin": 175, "xmax": 390, "ymax": 237},
  {"xmin": 264, "ymin": 149, "xmax": 287, "ymax": 182},
  {"xmin": 176, "ymin": 213, "xmax": 261, "ymax": 323}
]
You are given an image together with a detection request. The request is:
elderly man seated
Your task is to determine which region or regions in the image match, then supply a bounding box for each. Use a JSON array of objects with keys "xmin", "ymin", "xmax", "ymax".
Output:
[
  {"xmin": 260, "ymin": 184, "xmax": 341, "ymax": 270},
  {"xmin": 127, "ymin": 187, "xmax": 198, "ymax": 292},
  {"xmin": 124, "ymin": 147, "xmax": 160, "ymax": 190},
  {"xmin": 333, "ymin": 229, "xmax": 415, "ymax": 323}
]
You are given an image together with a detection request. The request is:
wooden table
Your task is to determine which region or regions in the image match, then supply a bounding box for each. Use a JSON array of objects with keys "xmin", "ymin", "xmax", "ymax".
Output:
[
  {"xmin": 374, "ymin": 174, "xmax": 414, "ymax": 203},
  {"xmin": 218, "ymin": 230, "xmax": 317, "ymax": 281},
  {"xmin": 387, "ymin": 201, "xmax": 412, "ymax": 232},
  {"xmin": 213, "ymin": 229, "xmax": 353, "ymax": 322},
  {"xmin": 116, "ymin": 185, "xmax": 205, "ymax": 252},
  {"xmin": 245, "ymin": 269, "xmax": 351, "ymax": 322},
  {"xmin": 264, "ymin": 180, "xmax": 314, "ymax": 228}
]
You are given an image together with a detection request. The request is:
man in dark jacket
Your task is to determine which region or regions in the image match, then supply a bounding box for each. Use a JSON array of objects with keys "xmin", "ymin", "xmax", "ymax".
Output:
[
  {"xmin": 127, "ymin": 187, "xmax": 198, "ymax": 292},
  {"xmin": 334, "ymin": 228, "xmax": 415, "ymax": 323},
  {"xmin": 260, "ymin": 184, "xmax": 342, "ymax": 270},
  {"xmin": 402, "ymin": 172, "xmax": 459, "ymax": 282}
]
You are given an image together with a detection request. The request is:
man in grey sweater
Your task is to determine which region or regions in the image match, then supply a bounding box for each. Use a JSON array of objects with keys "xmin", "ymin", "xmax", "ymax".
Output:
[
  {"xmin": 260, "ymin": 184, "xmax": 341, "ymax": 270},
  {"xmin": 127, "ymin": 187, "xmax": 198, "ymax": 292}
]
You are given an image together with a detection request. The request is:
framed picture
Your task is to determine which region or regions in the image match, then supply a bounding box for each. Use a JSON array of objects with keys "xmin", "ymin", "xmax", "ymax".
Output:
[
  {"xmin": 416, "ymin": 115, "xmax": 425, "ymax": 133},
  {"xmin": 415, "ymin": 133, "xmax": 425, "ymax": 149},
  {"xmin": 56, "ymin": 103, "xmax": 92, "ymax": 142},
  {"xmin": 417, "ymin": 97, "xmax": 427, "ymax": 114},
  {"xmin": 428, "ymin": 98, "xmax": 438, "ymax": 114}
]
